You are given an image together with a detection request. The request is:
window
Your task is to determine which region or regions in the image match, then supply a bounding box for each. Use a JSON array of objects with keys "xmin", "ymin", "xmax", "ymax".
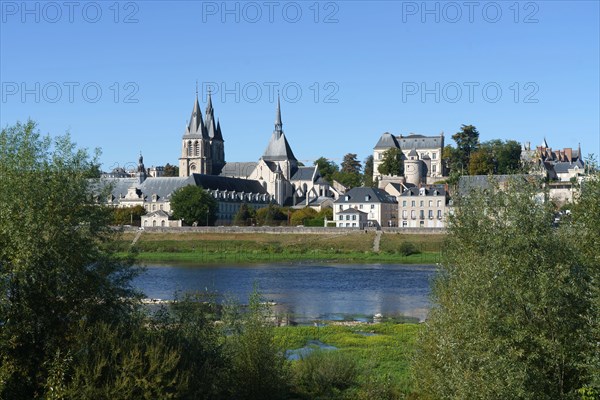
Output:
[
  {"xmin": 339, "ymin": 215, "xmax": 343, "ymax": 220},
  {"xmin": 411, "ymin": 210, "xmax": 416, "ymax": 219},
  {"xmin": 402, "ymin": 221, "xmax": 407, "ymax": 227},
  {"xmin": 352, "ymin": 215, "xmax": 356, "ymax": 220},
  {"xmin": 152, "ymin": 220, "xmax": 157, "ymax": 227},
  {"xmin": 352, "ymin": 223, "xmax": 356, "ymax": 227},
  {"xmin": 437, "ymin": 200, "xmax": 441, "ymax": 207},
  {"xmin": 339, "ymin": 205, "xmax": 343, "ymax": 210},
  {"xmin": 429, "ymin": 210, "xmax": 433, "ymax": 219},
  {"xmin": 152, "ymin": 204, "xmax": 156, "ymax": 211},
  {"xmin": 346, "ymin": 215, "xmax": 350, "ymax": 220},
  {"xmin": 420, "ymin": 200, "xmax": 424, "ymax": 207},
  {"xmin": 159, "ymin": 204, "xmax": 163, "ymax": 210},
  {"xmin": 428, "ymin": 200, "xmax": 432, "ymax": 207},
  {"xmin": 378, "ymin": 152, "xmax": 382, "ymax": 160},
  {"xmin": 432, "ymin": 153, "xmax": 436, "ymax": 159},
  {"xmin": 411, "ymin": 201, "xmax": 415, "ymax": 207},
  {"xmin": 359, "ymin": 204, "xmax": 363, "ymax": 209},
  {"xmin": 420, "ymin": 221, "xmax": 424, "ymax": 227},
  {"xmin": 402, "ymin": 210, "xmax": 407, "ymax": 219},
  {"xmin": 402, "ymin": 200, "xmax": 406, "ymax": 207},
  {"xmin": 371, "ymin": 204, "xmax": 375, "ymax": 209},
  {"xmin": 161, "ymin": 220, "xmax": 165, "ymax": 227},
  {"xmin": 420, "ymin": 210, "xmax": 425, "ymax": 219},
  {"xmin": 438, "ymin": 210, "xmax": 442, "ymax": 219}
]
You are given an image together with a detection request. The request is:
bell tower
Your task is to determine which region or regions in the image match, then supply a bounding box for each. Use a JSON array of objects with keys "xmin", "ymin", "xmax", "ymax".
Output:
[{"xmin": 179, "ymin": 86, "xmax": 212, "ymax": 177}]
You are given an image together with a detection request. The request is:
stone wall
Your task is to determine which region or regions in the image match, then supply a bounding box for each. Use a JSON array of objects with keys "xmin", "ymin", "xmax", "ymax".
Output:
[{"xmin": 125, "ymin": 226, "xmax": 446, "ymax": 235}]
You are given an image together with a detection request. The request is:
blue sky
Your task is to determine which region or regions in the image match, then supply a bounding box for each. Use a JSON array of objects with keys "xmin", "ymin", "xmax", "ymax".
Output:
[{"xmin": 1, "ymin": 0, "xmax": 599, "ymax": 171}]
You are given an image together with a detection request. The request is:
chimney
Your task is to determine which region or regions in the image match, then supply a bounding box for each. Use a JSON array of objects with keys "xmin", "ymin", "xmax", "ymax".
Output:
[{"xmin": 565, "ymin": 148, "xmax": 572, "ymax": 163}]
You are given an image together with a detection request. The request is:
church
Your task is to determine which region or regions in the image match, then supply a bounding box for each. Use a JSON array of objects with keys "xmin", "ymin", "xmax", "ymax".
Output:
[{"xmin": 99, "ymin": 89, "xmax": 335, "ymax": 226}]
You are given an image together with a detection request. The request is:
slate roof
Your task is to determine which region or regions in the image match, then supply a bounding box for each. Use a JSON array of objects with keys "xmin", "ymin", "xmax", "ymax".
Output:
[
  {"xmin": 374, "ymin": 132, "xmax": 400, "ymax": 149},
  {"xmin": 291, "ymin": 166, "xmax": 317, "ymax": 181},
  {"xmin": 145, "ymin": 210, "xmax": 170, "ymax": 218},
  {"xmin": 94, "ymin": 174, "xmax": 267, "ymax": 205},
  {"xmin": 400, "ymin": 186, "xmax": 447, "ymax": 197},
  {"xmin": 262, "ymin": 132, "xmax": 297, "ymax": 161},
  {"xmin": 219, "ymin": 162, "xmax": 258, "ymax": 178},
  {"xmin": 334, "ymin": 187, "xmax": 397, "ymax": 204},
  {"xmin": 189, "ymin": 174, "xmax": 268, "ymax": 193},
  {"xmin": 337, "ymin": 208, "xmax": 368, "ymax": 215},
  {"xmin": 397, "ymin": 134, "xmax": 443, "ymax": 150},
  {"xmin": 458, "ymin": 174, "xmax": 535, "ymax": 195},
  {"xmin": 553, "ymin": 160, "xmax": 583, "ymax": 173}
]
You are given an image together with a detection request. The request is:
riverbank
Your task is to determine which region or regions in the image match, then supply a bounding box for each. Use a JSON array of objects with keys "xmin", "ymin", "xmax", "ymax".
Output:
[
  {"xmin": 116, "ymin": 230, "xmax": 445, "ymax": 264},
  {"xmin": 275, "ymin": 322, "xmax": 420, "ymax": 396}
]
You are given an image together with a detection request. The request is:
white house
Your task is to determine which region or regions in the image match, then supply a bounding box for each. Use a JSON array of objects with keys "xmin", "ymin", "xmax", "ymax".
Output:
[
  {"xmin": 333, "ymin": 187, "xmax": 398, "ymax": 228},
  {"xmin": 335, "ymin": 208, "xmax": 368, "ymax": 229}
]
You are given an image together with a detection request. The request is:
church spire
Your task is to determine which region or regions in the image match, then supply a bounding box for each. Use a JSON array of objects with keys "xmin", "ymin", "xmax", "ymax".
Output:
[
  {"xmin": 274, "ymin": 94, "xmax": 283, "ymax": 137},
  {"xmin": 185, "ymin": 89, "xmax": 208, "ymax": 139}
]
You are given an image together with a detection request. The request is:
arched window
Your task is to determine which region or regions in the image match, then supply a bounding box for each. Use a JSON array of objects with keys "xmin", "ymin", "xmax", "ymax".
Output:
[
  {"xmin": 152, "ymin": 220, "xmax": 157, "ymax": 227},
  {"xmin": 194, "ymin": 141, "xmax": 200, "ymax": 156},
  {"xmin": 161, "ymin": 220, "xmax": 165, "ymax": 227},
  {"xmin": 187, "ymin": 141, "xmax": 192, "ymax": 156}
]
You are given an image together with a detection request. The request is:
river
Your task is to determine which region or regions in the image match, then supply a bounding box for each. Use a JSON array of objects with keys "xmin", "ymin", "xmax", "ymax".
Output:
[{"xmin": 133, "ymin": 263, "xmax": 437, "ymax": 323}]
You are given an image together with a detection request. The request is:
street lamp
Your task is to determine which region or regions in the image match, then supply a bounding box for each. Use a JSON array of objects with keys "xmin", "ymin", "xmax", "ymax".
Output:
[{"xmin": 206, "ymin": 209, "xmax": 209, "ymax": 227}]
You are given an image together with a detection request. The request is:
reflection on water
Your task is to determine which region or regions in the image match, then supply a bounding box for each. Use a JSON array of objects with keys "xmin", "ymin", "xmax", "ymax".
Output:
[{"xmin": 133, "ymin": 263, "xmax": 437, "ymax": 323}]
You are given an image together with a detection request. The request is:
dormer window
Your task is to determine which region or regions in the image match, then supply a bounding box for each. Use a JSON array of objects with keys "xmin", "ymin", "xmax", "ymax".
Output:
[
  {"xmin": 152, "ymin": 194, "xmax": 158, "ymax": 202},
  {"xmin": 365, "ymin": 195, "xmax": 371, "ymax": 201},
  {"xmin": 345, "ymin": 195, "xmax": 350, "ymax": 201}
]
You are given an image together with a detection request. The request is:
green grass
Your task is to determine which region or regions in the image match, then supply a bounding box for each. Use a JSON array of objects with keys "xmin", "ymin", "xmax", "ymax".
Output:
[
  {"xmin": 275, "ymin": 323, "xmax": 421, "ymax": 396},
  {"xmin": 114, "ymin": 231, "xmax": 444, "ymax": 264}
]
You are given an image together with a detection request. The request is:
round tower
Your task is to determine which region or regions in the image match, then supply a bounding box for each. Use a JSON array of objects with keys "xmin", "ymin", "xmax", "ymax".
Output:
[{"xmin": 404, "ymin": 148, "xmax": 421, "ymax": 186}]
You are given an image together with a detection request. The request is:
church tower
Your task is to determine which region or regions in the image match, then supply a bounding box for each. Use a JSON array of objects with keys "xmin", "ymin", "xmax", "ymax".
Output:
[
  {"xmin": 179, "ymin": 88, "xmax": 212, "ymax": 177},
  {"xmin": 261, "ymin": 95, "xmax": 298, "ymax": 180},
  {"xmin": 205, "ymin": 90, "xmax": 225, "ymax": 175}
]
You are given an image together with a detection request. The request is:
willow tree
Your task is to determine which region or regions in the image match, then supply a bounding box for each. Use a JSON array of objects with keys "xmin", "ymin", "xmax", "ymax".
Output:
[
  {"xmin": 414, "ymin": 176, "xmax": 598, "ymax": 399},
  {"xmin": 0, "ymin": 121, "xmax": 139, "ymax": 398}
]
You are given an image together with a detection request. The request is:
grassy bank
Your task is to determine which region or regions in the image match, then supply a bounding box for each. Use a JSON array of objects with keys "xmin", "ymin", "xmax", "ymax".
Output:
[
  {"xmin": 116, "ymin": 231, "xmax": 445, "ymax": 264},
  {"xmin": 275, "ymin": 322, "xmax": 421, "ymax": 397}
]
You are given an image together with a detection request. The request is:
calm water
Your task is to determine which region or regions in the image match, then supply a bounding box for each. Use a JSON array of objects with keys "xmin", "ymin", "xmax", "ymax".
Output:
[{"xmin": 133, "ymin": 263, "xmax": 437, "ymax": 323}]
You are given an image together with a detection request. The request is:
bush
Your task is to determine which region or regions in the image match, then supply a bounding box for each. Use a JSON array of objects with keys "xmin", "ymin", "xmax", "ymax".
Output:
[
  {"xmin": 398, "ymin": 242, "xmax": 419, "ymax": 256},
  {"xmin": 292, "ymin": 350, "xmax": 358, "ymax": 399}
]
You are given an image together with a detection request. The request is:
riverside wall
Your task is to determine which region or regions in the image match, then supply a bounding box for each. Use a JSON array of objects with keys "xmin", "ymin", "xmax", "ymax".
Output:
[{"xmin": 124, "ymin": 226, "xmax": 446, "ymax": 235}]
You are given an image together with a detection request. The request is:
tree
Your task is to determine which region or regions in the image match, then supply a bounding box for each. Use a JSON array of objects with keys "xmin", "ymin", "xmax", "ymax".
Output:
[
  {"xmin": 467, "ymin": 148, "xmax": 495, "ymax": 175},
  {"xmin": 0, "ymin": 120, "xmax": 139, "ymax": 398},
  {"xmin": 491, "ymin": 139, "xmax": 522, "ymax": 174},
  {"xmin": 569, "ymin": 166, "xmax": 600, "ymax": 394},
  {"xmin": 341, "ymin": 153, "xmax": 361, "ymax": 174},
  {"xmin": 331, "ymin": 171, "xmax": 362, "ymax": 189},
  {"xmin": 163, "ymin": 163, "xmax": 179, "ymax": 177},
  {"xmin": 363, "ymin": 155, "xmax": 374, "ymax": 187},
  {"xmin": 290, "ymin": 207, "xmax": 317, "ymax": 226},
  {"xmin": 332, "ymin": 153, "xmax": 363, "ymax": 189},
  {"xmin": 313, "ymin": 157, "xmax": 339, "ymax": 183},
  {"xmin": 233, "ymin": 203, "xmax": 256, "ymax": 226},
  {"xmin": 377, "ymin": 147, "xmax": 404, "ymax": 177},
  {"xmin": 452, "ymin": 124, "xmax": 480, "ymax": 168},
  {"xmin": 112, "ymin": 205, "xmax": 146, "ymax": 226},
  {"xmin": 255, "ymin": 204, "xmax": 287, "ymax": 226},
  {"xmin": 414, "ymin": 177, "xmax": 597, "ymax": 399},
  {"xmin": 170, "ymin": 185, "xmax": 218, "ymax": 226}
]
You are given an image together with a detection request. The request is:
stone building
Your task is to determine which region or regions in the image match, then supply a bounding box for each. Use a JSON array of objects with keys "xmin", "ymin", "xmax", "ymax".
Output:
[
  {"xmin": 333, "ymin": 187, "xmax": 398, "ymax": 228},
  {"xmin": 373, "ymin": 132, "xmax": 445, "ymax": 184},
  {"xmin": 521, "ymin": 139, "xmax": 584, "ymax": 182},
  {"xmin": 97, "ymin": 88, "xmax": 337, "ymax": 225},
  {"xmin": 398, "ymin": 185, "xmax": 449, "ymax": 228}
]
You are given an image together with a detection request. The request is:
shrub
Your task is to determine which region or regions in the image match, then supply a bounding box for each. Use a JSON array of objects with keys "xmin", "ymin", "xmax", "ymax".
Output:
[
  {"xmin": 292, "ymin": 350, "xmax": 358, "ymax": 399},
  {"xmin": 398, "ymin": 242, "xmax": 419, "ymax": 256}
]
